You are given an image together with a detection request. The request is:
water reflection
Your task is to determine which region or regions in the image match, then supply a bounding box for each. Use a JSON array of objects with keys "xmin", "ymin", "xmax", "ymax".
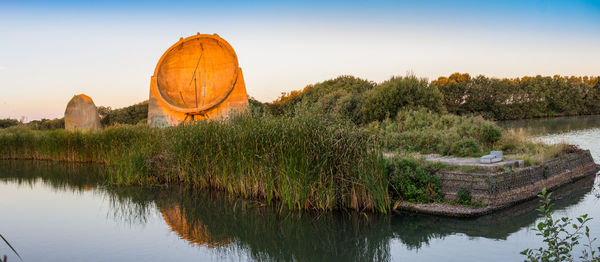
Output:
[
  {"xmin": 0, "ymin": 160, "xmax": 596, "ymax": 261},
  {"xmin": 497, "ymin": 114, "xmax": 600, "ymax": 136}
]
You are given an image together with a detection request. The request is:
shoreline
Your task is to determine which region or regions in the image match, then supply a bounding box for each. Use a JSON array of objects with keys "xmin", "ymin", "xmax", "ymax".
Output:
[
  {"xmin": 398, "ymin": 150, "xmax": 600, "ymax": 217},
  {"xmin": 2, "ymin": 151, "xmax": 598, "ymax": 217}
]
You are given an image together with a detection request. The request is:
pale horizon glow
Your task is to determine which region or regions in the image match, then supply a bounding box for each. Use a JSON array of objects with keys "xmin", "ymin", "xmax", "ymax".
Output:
[{"xmin": 1, "ymin": 0, "xmax": 599, "ymax": 121}]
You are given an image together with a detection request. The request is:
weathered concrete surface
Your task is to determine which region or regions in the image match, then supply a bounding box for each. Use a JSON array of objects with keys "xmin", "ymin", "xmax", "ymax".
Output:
[
  {"xmin": 64, "ymin": 94, "xmax": 102, "ymax": 131},
  {"xmin": 149, "ymin": 33, "xmax": 248, "ymax": 127},
  {"xmin": 401, "ymin": 150, "xmax": 599, "ymax": 217},
  {"xmin": 425, "ymin": 154, "xmax": 524, "ymax": 172}
]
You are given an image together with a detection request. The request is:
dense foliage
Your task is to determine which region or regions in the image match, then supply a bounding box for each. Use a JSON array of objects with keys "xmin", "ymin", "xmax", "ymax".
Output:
[
  {"xmin": 433, "ymin": 73, "xmax": 600, "ymax": 120},
  {"xmin": 272, "ymin": 74, "xmax": 600, "ymax": 122},
  {"xmin": 0, "ymin": 118, "xmax": 64, "ymax": 130},
  {"xmin": 457, "ymin": 189, "xmax": 472, "ymax": 205},
  {"xmin": 366, "ymin": 108, "xmax": 502, "ymax": 157},
  {"xmin": 385, "ymin": 157, "xmax": 443, "ymax": 203},
  {"xmin": 98, "ymin": 101, "xmax": 148, "ymax": 126},
  {"xmin": 269, "ymin": 75, "xmax": 444, "ymax": 124},
  {"xmin": 0, "ymin": 119, "xmax": 19, "ymax": 129}
]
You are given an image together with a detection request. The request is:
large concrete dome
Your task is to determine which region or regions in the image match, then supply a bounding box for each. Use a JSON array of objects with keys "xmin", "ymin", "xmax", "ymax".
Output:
[
  {"xmin": 156, "ymin": 35, "xmax": 238, "ymax": 112},
  {"xmin": 64, "ymin": 94, "xmax": 102, "ymax": 131},
  {"xmin": 148, "ymin": 33, "xmax": 249, "ymax": 127}
]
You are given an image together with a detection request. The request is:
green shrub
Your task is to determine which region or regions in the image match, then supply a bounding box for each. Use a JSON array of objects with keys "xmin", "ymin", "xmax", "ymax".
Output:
[
  {"xmin": 361, "ymin": 75, "xmax": 444, "ymax": 123},
  {"xmin": 0, "ymin": 119, "xmax": 20, "ymax": 129},
  {"xmin": 99, "ymin": 101, "xmax": 148, "ymax": 126},
  {"xmin": 269, "ymin": 75, "xmax": 445, "ymax": 125},
  {"xmin": 479, "ymin": 122, "xmax": 502, "ymax": 144},
  {"xmin": 386, "ymin": 157, "xmax": 443, "ymax": 203},
  {"xmin": 457, "ymin": 188, "xmax": 472, "ymax": 205},
  {"xmin": 366, "ymin": 108, "xmax": 500, "ymax": 157},
  {"xmin": 449, "ymin": 138, "xmax": 481, "ymax": 157}
]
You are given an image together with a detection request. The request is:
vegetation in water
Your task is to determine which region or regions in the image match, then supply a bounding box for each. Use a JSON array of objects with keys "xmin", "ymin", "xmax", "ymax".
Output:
[
  {"xmin": 0, "ymin": 99, "xmax": 577, "ymax": 212},
  {"xmin": 521, "ymin": 188, "xmax": 600, "ymax": 262},
  {"xmin": 0, "ymin": 112, "xmax": 389, "ymax": 212}
]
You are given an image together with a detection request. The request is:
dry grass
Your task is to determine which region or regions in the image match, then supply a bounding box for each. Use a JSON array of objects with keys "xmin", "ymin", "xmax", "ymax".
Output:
[{"xmin": 500, "ymin": 128, "xmax": 571, "ymax": 166}]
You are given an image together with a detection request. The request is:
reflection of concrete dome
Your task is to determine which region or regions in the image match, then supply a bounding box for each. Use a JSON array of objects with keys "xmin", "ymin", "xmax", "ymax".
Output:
[
  {"xmin": 64, "ymin": 94, "xmax": 101, "ymax": 131},
  {"xmin": 148, "ymin": 33, "xmax": 249, "ymax": 127},
  {"xmin": 159, "ymin": 205, "xmax": 232, "ymax": 248}
]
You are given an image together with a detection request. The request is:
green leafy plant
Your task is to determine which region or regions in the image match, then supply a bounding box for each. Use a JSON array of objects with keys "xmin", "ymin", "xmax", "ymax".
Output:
[
  {"xmin": 521, "ymin": 188, "xmax": 599, "ymax": 262},
  {"xmin": 387, "ymin": 157, "xmax": 443, "ymax": 203},
  {"xmin": 502, "ymin": 167, "xmax": 514, "ymax": 173},
  {"xmin": 457, "ymin": 188, "xmax": 472, "ymax": 205}
]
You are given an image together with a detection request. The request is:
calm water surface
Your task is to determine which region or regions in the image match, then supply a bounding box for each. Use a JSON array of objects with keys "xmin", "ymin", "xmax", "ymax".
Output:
[{"xmin": 1, "ymin": 115, "xmax": 599, "ymax": 262}]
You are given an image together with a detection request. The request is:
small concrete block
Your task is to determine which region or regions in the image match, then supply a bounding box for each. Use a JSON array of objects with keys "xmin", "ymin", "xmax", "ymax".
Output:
[
  {"xmin": 480, "ymin": 151, "xmax": 503, "ymax": 164},
  {"xmin": 491, "ymin": 151, "xmax": 503, "ymax": 158},
  {"xmin": 480, "ymin": 154, "xmax": 502, "ymax": 164}
]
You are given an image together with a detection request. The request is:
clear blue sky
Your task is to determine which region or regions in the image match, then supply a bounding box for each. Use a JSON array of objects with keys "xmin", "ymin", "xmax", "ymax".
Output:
[{"xmin": 1, "ymin": 0, "xmax": 599, "ymax": 120}]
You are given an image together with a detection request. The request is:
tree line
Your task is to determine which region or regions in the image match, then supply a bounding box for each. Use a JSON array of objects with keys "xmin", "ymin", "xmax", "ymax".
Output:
[
  {"xmin": 2, "ymin": 73, "xmax": 598, "ymax": 129},
  {"xmin": 0, "ymin": 101, "xmax": 149, "ymax": 129},
  {"xmin": 269, "ymin": 74, "xmax": 600, "ymax": 122},
  {"xmin": 433, "ymin": 73, "xmax": 600, "ymax": 120}
]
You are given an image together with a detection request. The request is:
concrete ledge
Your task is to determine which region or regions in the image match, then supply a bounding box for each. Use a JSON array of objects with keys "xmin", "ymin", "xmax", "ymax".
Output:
[
  {"xmin": 398, "ymin": 150, "xmax": 599, "ymax": 217},
  {"xmin": 425, "ymin": 155, "xmax": 524, "ymax": 172}
]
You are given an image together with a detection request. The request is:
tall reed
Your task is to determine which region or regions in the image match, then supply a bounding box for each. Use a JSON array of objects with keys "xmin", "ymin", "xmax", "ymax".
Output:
[{"xmin": 0, "ymin": 113, "xmax": 389, "ymax": 212}]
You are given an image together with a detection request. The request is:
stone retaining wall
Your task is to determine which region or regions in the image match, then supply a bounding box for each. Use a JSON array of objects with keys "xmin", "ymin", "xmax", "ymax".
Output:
[{"xmin": 439, "ymin": 150, "xmax": 599, "ymax": 207}]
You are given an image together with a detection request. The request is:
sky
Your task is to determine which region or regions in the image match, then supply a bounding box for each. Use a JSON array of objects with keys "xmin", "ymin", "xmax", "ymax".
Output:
[{"xmin": 0, "ymin": 0, "xmax": 599, "ymax": 121}]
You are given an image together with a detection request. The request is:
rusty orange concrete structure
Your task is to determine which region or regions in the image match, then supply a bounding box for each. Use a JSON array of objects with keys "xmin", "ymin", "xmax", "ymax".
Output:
[
  {"xmin": 64, "ymin": 94, "xmax": 102, "ymax": 131},
  {"xmin": 148, "ymin": 33, "xmax": 249, "ymax": 127}
]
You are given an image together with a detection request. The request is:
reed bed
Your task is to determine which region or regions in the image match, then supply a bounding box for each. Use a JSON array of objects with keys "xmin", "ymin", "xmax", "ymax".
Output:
[{"xmin": 0, "ymin": 113, "xmax": 389, "ymax": 212}]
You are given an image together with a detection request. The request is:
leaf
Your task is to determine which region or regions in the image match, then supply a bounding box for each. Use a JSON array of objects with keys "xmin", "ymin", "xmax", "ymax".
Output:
[{"xmin": 538, "ymin": 222, "xmax": 545, "ymax": 231}]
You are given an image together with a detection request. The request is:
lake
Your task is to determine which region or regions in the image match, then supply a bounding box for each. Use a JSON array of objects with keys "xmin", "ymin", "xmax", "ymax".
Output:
[{"xmin": 1, "ymin": 115, "xmax": 599, "ymax": 261}]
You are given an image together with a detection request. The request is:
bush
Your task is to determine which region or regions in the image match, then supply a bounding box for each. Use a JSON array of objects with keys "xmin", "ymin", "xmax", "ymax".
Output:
[
  {"xmin": 361, "ymin": 75, "xmax": 444, "ymax": 123},
  {"xmin": 449, "ymin": 138, "xmax": 481, "ymax": 157},
  {"xmin": 386, "ymin": 157, "xmax": 443, "ymax": 203},
  {"xmin": 99, "ymin": 101, "xmax": 148, "ymax": 126},
  {"xmin": 366, "ymin": 108, "xmax": 501, "ymax": 157},
  {"xmin": 268, "ymin": 75, "xmax": 374, "ymax": 121},
  {"xmin": 457, "ymin": 188, "xmax": 472, "ymax": 205},
  {"xmin": 0, "ymin": 119, "xmax": 19, "ymax": 129},
  {"xmin": 269, "ymin": 75, "xmax": 445, "ymax": 125}
]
